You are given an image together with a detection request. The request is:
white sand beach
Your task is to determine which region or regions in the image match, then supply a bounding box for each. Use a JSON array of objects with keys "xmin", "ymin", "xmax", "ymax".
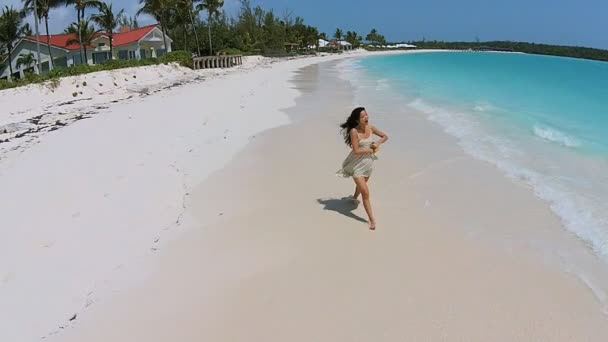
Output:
[
  {"xmin": 0, "ymin": 50, "xmax": 376, "ymax": 341},
  {"xmin": 2, "ymin": 50, "xmax": 608, "ymax": 342}
]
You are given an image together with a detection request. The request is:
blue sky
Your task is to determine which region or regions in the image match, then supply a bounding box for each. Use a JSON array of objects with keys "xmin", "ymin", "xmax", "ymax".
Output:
[{"xmin": 5, "ymin": 0, "xmax": 608, "ymax": 49}]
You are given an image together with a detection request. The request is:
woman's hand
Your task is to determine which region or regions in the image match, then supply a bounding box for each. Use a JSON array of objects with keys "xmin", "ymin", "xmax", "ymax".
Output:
[{"xmin": 371, "ymin": 143, "xmax": 379, "ymax": 153}]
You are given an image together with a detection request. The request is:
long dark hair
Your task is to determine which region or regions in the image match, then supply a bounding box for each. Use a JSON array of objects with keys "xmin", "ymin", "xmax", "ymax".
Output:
[{"xmin": 340, "ymin": 107, "xmax": 366, "ymax": 146}]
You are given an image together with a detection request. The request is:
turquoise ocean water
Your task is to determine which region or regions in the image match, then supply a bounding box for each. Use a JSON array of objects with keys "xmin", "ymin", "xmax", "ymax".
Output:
[{"xmin": 341, "ymin": 52, "xmax": 608, "ymax": 274}]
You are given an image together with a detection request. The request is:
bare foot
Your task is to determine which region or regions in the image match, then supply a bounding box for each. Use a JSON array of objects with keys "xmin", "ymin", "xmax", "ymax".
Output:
[{"xmin": 369, "ymin": 221, "xmax": 376, "ymax": 230}]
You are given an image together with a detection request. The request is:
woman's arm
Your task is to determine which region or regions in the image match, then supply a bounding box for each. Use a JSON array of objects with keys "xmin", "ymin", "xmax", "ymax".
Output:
[
  {"xmin": 371, "ymin": 126, "xmax": 388, "ymax": 146},
  {"xmin": 350, "ymin": 129, "xmax": 375, "ymax": 155}
]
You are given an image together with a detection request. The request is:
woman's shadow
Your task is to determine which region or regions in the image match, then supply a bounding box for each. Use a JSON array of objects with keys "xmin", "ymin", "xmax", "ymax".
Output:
[{"xmin": 317, "ymin": 197, "xmax": 368, "ymax": 223}]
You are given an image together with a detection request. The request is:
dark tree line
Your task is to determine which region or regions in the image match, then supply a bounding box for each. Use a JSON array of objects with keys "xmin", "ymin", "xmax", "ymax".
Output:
[{"xmin": 412, "ymin": 40, "xmax": 608, "ymax": 62}]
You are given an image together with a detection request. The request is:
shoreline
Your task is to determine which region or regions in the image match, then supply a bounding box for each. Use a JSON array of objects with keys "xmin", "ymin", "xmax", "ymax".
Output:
[
  {"xmin": 2, "ymin": 49, "xmax": 607, "ymax": 341},
  {"xmin": 47, "ymin": 57, "xmax": 608, "ymax": 341},
  {"xmin": 338, "ymin": 52, "xmax": 608, "ymax": 306}
]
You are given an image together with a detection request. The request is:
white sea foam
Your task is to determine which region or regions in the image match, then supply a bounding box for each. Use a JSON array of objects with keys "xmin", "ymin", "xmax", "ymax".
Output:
[
  {"xmin": 341, "ymin": 59, "xmax": 608, "ymax": 263},
  {"xmin": 415, "ymin": 99, "xmax": 608, "ymax": 264},
  {"xmin": 533, "ymin": 125, "xmax": 581, "ymax": 148},
  {"xmin": 376, "ymin": 78, "xmax": 391, "ymax": 91},
  {"xmin": 337, "ymin": 56, "xmax": 608, "ymax": 311}
]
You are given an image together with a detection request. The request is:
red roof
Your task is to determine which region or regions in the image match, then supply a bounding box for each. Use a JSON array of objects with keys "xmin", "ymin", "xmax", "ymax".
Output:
[
  {"xmin": 112, "ymin": 25, "xmax": 158, "ymax": 47},
  {"xmin": 25, "ymin": 24, "xmax": 158, "ymax": 50}
]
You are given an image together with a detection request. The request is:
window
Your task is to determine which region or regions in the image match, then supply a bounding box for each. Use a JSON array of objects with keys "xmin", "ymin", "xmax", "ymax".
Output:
[
  {"xmin": 72, "ymin": 54, "xmax": 82, "ymax": 65},
  {"xmin": 128, "ymin": 50, "xmax": 136, "ymax": 60},
  {"xmin": 92, "ymin": 52, "xmax": 110, "ymax": 64},
  {"xmin": 118, "ymin": 50, "xmax": 128, "ymax": 60},
  {"xmin": 98, "ymin": 43, "xmax": 106, "ymax": 47}
]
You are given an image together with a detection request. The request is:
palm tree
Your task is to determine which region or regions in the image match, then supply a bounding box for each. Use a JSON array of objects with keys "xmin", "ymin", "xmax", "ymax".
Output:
[
  {"xmin": 137, "ymin": 0, "xmax": 173, "ymax": 54},
  {"xmin": 178, "ymin": 0, "xmax": 200, "ymax": 55},
  {"xmin": 21, "ymin": 22, "xmax": 33, "ymax": 36},
  {"xmin": 172, "ymin": 1, "xmax": 190, "ymax": 51},
  {"xmin": 366, "ymin": 28, "xmax": 379, "ymax": 45},
  {"xmin": 16, "ymin": 51, "xmax": 36, "ymax": 70},
  {"xmin": 196, "ymin": 0, "xmax": 224, "ymax": 56},
  {"xmin": 91, "ymin": 2, "xmax": 123, "ymax": 59},
  {"xmin": 333, "ymin": 28, "xmax": 343, "ymax": 41},
  {"xmin": 23, "ymin": 0, "xmax": 62, "ymax": 69},
  {"xmin": 117, "ymin": 13, "xmax": 139, "ymax": 30},
  {"xmin": 65, "ymin": 18, "xmax": 98, "ymax": 64},
  {"xmin": 64, "ymin": 0, "xmax": 100, "ymax": 21},
  {"xmin": 63, "ymin": 0, "xmax": 100, "ymax": 61},
  {"xmin": 0, "ymin": 6, "xmax": 27, "ymax": 80}
]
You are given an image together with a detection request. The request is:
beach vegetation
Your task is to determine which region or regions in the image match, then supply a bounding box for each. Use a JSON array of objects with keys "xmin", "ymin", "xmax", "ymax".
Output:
[
  {"xmin": 195, "ymin": 0, "xmax": 224, "ymax": 56},
  {"xmin": 63, "ymin": 0, "xmax": 102, "ymax": 63},
  {"xmin": 0, "ymin": 51, "xmax": 191, "ymax": 90},
  {"xmin": 0, "ymin": 6, "xmax": 28, "ymax": 80},
  {"xmin": 23, "ymin": 0, "xmax": 64, "ymax": 69},
  {"xmin": 16, "ymin": 51, "xmax": 36, "ymax": 70},
  {"xmin": 344, "ymin": 31, "xmax": 362, "ymax": 48},
  {"xmin": 365, "ymin": 28, "xmax": 387, "ymax": 46},
  {"xmin": 5, "ymin": 0, "xmax": 607, "ymax": 92},
  {"xmin": 333, "ymin": 28, "xmax": 343, "ymax": 41},
  {"xmin": 65, "ymin": 18, "xmax": 99, "ymax": 60}
]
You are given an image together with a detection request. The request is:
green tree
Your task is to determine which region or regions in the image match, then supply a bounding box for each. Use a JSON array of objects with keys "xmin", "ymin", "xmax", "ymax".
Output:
[
  {"xmin": 20, "ymin": 22, "xmax": 33, "ymax": 36},
  {"xmin": 333, "ymin": 28, "xmax": 342, "ymax": 41},
  {"xmin": 303, "ymin": 24, "xmax": 318, "ymax": 50},
  {"xmin": 63, "ymin": 0, "xmax": 100, "ymax": 61},
  {"xmin": 63, "ymin": 0, "xmax": 100, "ymax": 22},
  {"xmin": 261, "ymin": 10, "xmax": 284, "ymax": 53},
  {"xmin": 117, "ymin": 13, "xmax": 139, "ymax": 30},
  {"xmin": 16, "ymin": 51, "xmax": 36, "ymax": 70},
  {"xmin": 0, "ymin": 6, "xmax": 27, "ymax": 79},
  {"xmin": 177, "ymin": 0, "xmax": 201, "ymax": 55},
  {"xmin": 345, "ymin": 30, "xmax": 361, "ymax": 48},
  {"xmin": 233, "ymin": 1, "xmax": 264, "ymax": 53},
  {"xmin": 65, "ymin": 18, "xmax": 98, "ymax": 64},
  {"xmin": 23, "ymin": 0, "xmax": 62, "ymax": 68},
  {"xmin": 196, "ymin": 0, "xmax": 224, "ymax": 55},
  {"xmin": 137, "ymin": 0, "xmax": 173, "ymax": 53},
  {"xmin": 365, "ymin": 28, "xmax": 386, "ymax": 46},
  {"xmin": 91, "ymin": 2, "xmax": 123, "ymax": 59}
]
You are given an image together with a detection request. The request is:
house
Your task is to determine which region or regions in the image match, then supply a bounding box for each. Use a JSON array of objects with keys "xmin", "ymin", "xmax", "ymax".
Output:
[
  {"xmin": 1, "ymin": 24, "xmax": 173, "ymax": 80},
  {"xmin": 385, "ymin": 43, "xmax": 417, "ymax": 49},
  {"xmin": 326, "ymin": 40, "xmax": 352, "ymax": 50},
  {"xmin": 308, "ymin": 39, "xmax": 330, "ymax": 50},
  {"xmin": 339, "ymin": 40, "xmax": 353, "ymax": 50}
]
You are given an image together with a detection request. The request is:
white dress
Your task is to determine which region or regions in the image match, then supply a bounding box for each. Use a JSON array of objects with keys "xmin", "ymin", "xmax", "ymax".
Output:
[{"xmin": 336, "ymin": 133, "xmax": 378, "ymax": 178}]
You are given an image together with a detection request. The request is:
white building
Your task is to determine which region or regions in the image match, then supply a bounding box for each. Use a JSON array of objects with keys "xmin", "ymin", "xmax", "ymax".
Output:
[
  {"xmin": 339, "ymin": 40, "xmax": 353, "ymax": 50},
  {"xmin": 385, "ymin": 43, "xmax": 417, "ymax": 49},
  {"xmin": 1, "ymin": 24, "xmax": 172, "ymax": 80}
]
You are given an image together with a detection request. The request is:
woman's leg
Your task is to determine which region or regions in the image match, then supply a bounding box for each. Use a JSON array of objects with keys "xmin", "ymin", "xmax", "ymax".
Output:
[
  {"xmin": 352, "ymin": 176, "xmax": 370, "ymax": 200},
  {"xmin": 353, "ymin": 176, "xmax": 376, "ymax": 230}
]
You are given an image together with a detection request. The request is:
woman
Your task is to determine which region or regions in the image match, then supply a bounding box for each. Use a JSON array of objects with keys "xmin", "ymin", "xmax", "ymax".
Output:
[{"xmin": 336, "ymin": 107, "xmax": 388, "ymax": 230}]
